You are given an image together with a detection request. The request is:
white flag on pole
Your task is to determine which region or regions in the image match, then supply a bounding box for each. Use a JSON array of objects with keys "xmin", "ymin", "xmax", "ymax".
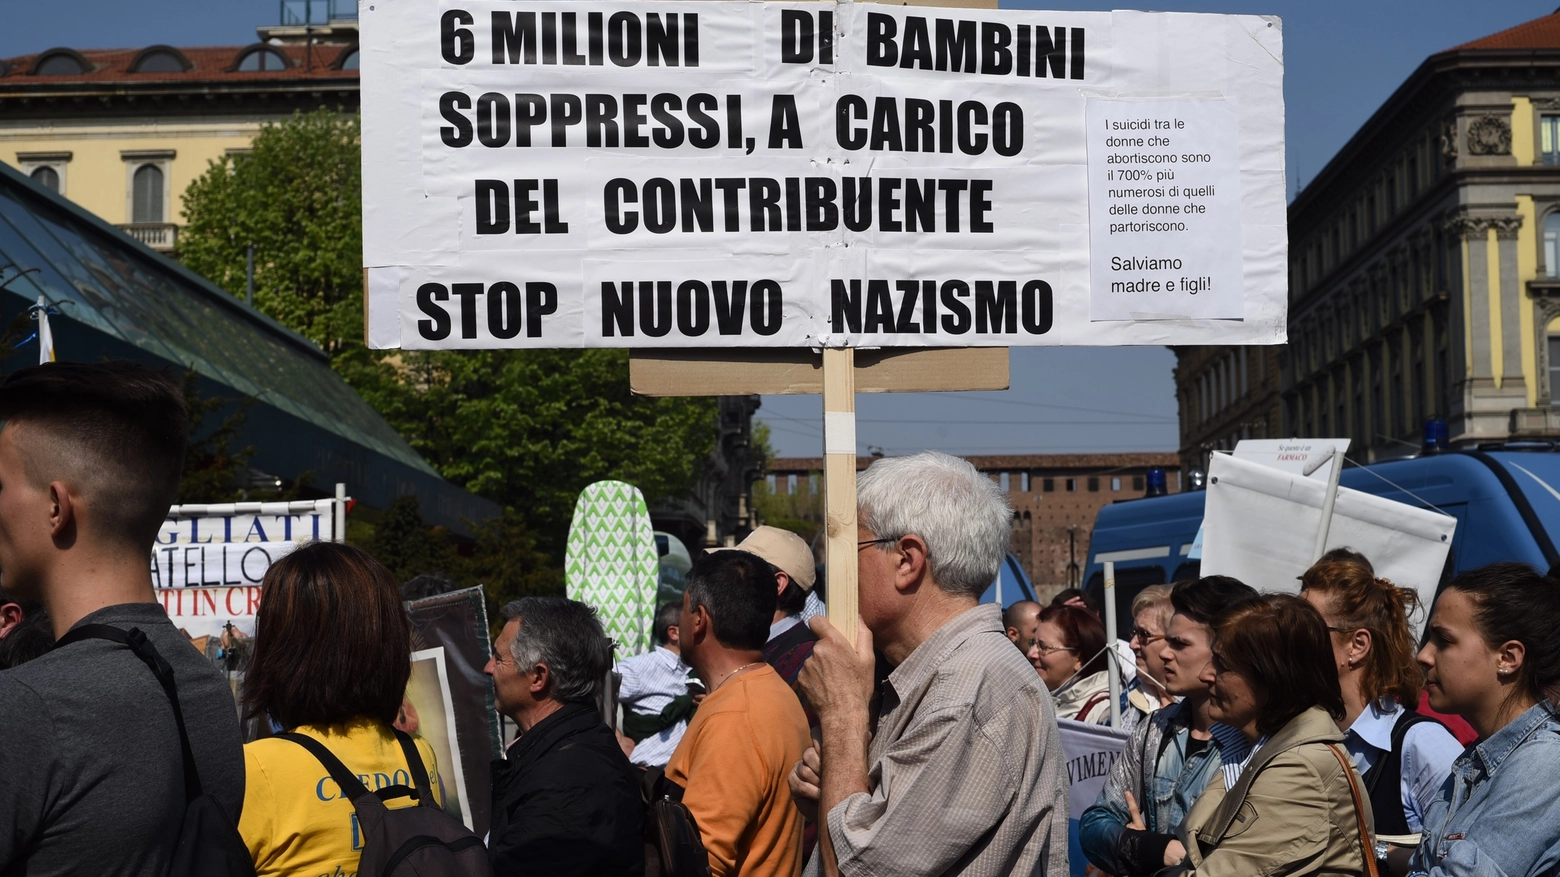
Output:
[{"xmin": 35, "ymin": 295, "xmax": 53, "ymax": 364}]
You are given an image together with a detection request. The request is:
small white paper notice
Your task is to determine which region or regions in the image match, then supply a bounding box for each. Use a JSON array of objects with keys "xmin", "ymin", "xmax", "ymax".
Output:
[{"xmin": 1087, "ymin": 99, "xmax": 1244, "ymax": 321}]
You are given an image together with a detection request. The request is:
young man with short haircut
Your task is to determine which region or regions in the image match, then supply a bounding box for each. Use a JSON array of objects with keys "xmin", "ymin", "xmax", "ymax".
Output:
[
  {"xmin": 0, "ymin": 362, "xmax": 246, "ymax": 876},
  {"xmin": 1078, "ymin": 576, "xmax": 1263, "ymax": 877},
  {"xmin": 667, "ymin": 549, "xmax": 811, "ymax": 877}
]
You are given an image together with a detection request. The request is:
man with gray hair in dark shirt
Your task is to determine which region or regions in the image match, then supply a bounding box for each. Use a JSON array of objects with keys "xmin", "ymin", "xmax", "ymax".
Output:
[{"xmin": 0, "ymin": 362, "xmax": 245, "ymax": 877}]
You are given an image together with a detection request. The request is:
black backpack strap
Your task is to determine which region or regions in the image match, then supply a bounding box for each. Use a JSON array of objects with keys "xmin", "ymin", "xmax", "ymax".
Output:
[
  {"xmin": 54, "ymin": 624, "xmax": 203, "ymax": 803},
  {"xmin": 391, "ymin": 728, "xmax": 437, "ymax": 808},
  {"xmin": 275, "ymin": 732, "xmax": 377, "ymax": 804}
]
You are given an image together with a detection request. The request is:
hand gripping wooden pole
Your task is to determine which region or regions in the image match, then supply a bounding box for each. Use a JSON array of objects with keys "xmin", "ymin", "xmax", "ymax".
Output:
[{"xmin": 823, "ymin": 347, "xmax": 858, "ymax": 646}]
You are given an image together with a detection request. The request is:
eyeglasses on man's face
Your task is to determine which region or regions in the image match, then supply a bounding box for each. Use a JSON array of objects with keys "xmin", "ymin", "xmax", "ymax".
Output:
[{"xmin": 857, "ymin": 537, "xmax": 897, "ymax": 550}]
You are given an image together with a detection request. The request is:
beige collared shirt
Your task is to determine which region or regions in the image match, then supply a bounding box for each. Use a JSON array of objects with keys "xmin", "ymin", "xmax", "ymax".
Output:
[{"xmin": 821, "ymin": 603, "xmax": 1070, "ymax": 877}]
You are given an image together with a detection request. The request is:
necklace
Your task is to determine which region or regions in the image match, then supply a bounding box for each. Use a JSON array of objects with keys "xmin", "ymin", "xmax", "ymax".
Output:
[{"xmin": 713, "ymin": 662, "xmax": 759, "ymax": 692}]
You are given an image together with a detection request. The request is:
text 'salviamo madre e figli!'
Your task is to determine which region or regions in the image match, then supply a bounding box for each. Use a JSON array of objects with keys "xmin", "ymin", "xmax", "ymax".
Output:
[{"xmin": 360, "ymin": 1, "xmax": 1288, "ymax": 352}]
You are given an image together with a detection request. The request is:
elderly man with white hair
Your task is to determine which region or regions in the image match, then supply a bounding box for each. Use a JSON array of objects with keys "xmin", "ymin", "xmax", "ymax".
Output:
[{"xmin": 790, "ymin": 451, "xmax": 1069, "ymax": 877}]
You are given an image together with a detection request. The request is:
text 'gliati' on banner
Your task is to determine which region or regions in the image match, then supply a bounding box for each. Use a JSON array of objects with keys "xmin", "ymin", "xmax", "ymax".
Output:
[{"xmin": 360, "ymin": 1, "xmax": 1286, "ymax": 350}]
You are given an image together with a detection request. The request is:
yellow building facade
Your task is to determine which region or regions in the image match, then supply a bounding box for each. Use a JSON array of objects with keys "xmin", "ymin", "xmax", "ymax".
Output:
[
  {"xmin": 1180, "ymin": 10, "xmax": 1560, "ymax": 462},
  {"xmin": 0, "ymin": 37, "xmax": 358, "ymax": 252}
]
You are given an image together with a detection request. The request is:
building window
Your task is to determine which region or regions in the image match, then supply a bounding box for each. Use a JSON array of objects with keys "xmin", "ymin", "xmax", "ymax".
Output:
[
  {"xmin": 1042, "ymin": 478, "xmax": 1055, "ymax": 492},
  {"xmin": 235, "ymin": 47, "xmax": 291, "ymax": 71},
  {"xmin": 1550, "ymin": 336, "xmax": 1560, "ymax": 408},
  {"xmin": 1065, "ymin": 478, "xmax": 1076, "ymax": 492},
  {"xmin": 1021, "ymin": 472, "xmax": 1030, "ymax": 492},
  {"xmin": 32, "ymin": 51, "xmax": 88, "ymax": 76},
  {"xmin": 29, "ymin": 166, "xmax": 60, "ymax": 192},
  {"xmin": 1133, "ymin": 475, "xmax": 1145, "ymax": 491},
  {"xmin": 131, "ymin": 164, "xmax": 165, "ymax": 223},
  {"xmin": 1087, "ymin": 477, "xmax": 1099, "ymax": 492},
  {"xmin": 786, "ymin": 473, "xmax": 797, "ymax": 495},
  {"xmin": 130, "ymin": 47, "xmax": 190, "ymax": 73},
  {"xmin": 999, "ymin": 472, "xmax": 1010, "ymax": 492},
  {"xmin": 1543, "ymin": 115, "xmax": 1560, "ymax": 167},
  {"xmin": 1545, "ymin": 211, "xmax": 1560, "ymax": 278},
  {"xmin": 1110, "ymin": 476, "xmax": 1121, "ymax": 491},
  {"xmin": 337, "ymin": 48, "xmax": 359, "ymax": 70}
]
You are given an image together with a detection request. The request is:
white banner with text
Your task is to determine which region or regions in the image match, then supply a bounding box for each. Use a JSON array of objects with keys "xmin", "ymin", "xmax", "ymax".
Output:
[{"xmin": 361, "ymin": 1, "xmax": 1287, "ymax": 349}]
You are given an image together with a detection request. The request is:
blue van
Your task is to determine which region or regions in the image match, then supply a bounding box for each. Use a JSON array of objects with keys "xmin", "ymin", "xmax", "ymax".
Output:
[{"xmin": 1082, "ymin": 446, "xmax": 1560, "ymax": 621}]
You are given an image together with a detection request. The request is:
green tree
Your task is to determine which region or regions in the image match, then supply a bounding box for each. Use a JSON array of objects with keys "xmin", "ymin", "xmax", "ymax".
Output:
[
  {"xmin": 363, "ymin": 495, "xmax": 457, "ymax": 582},
  {"xmin": 179, "ymin": 109, "xmax": 363, "ymax": 355},
  {"xmin": 176, "ymin": 371, "xmax": 255, "ymax": 504},
  {"xmin": 337, "ymin": 346, "xmax": 717, "ymax": 556}
]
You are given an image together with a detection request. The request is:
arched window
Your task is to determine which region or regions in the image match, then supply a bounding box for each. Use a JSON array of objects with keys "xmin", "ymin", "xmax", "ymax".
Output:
[
  {"xmin": 1545, "ymin": 211, "xmax": 1560, "ymax": 278},
  {"xmin": 130, "ymin": 48, "xmax": 190, "ymax": 73},
  {"xmin": 235, "ymin": 47, "xmax": 290, "ymax": 72},
  {"xmin": 132, "ymin": 164, "xmax": 164, "ymax": 223},
  {"xmin": 337, "ymin": 48, "xmax": 359, "ymax": 70},
  {"xmin": 30, "ymin": 166, "xmax": 60, "ymax": 192},
  {"xmin": 32, "ymin": 50, "xmax": 88, "ymax": 76}
]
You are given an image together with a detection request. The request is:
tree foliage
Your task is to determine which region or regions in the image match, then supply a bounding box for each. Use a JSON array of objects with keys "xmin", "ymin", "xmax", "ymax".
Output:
[
  {"xmin": 180, "ymin": 109, "xmax": 363, "ymax": 355},
  {"xmin": 337, "ymin": 346, "xmax": 718, "ymax": 556}
]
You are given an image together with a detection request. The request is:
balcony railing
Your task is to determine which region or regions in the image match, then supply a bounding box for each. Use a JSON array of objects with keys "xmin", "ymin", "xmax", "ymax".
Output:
[{"xmin": 119, "ymin": 222, "xmax": 178, "ymax": 251}]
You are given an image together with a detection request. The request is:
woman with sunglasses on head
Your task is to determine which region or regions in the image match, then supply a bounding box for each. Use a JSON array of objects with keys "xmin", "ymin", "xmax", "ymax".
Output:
[
  {"xmin": 1162, "ymin": 594, "xmax": 1373, "ymax": 876},
  {"xmin": 1406, "ymin": 563, "xmax": 1560, "ymax": 877},
  {"xmin": 1035, "ymin": 602, "xmax": 1114, "ymax": 724},
  {"xmin": 1299, "ymin": 560, "xmax": 1462, "ymax": 872}
]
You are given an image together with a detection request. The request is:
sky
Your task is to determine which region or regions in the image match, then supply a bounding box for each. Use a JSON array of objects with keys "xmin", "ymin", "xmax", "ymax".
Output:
[{"xmin": 2, "ymin": 0, "xmax": 1553, "ymax": 458}]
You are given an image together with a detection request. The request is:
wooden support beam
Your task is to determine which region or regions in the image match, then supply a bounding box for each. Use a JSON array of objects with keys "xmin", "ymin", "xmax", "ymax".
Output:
[
  {"xmin": 822, "ymin": 347, "xmax": 858, "ymax": 645},
  {"xmin": 629, "ymin": 347, "xmax": 1009, "ymax": 396}
]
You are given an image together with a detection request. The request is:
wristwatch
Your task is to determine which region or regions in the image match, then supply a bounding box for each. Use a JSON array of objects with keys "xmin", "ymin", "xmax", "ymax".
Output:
[{"xmin": 1374, "ymin": 840, "xmax": 1391, "ymax": 865}]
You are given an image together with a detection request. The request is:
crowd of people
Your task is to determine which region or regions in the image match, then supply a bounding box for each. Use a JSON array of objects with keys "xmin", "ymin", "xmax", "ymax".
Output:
[{"xmin": 3, "ymin": 360, "xmax": 1560, "ymax": 877}]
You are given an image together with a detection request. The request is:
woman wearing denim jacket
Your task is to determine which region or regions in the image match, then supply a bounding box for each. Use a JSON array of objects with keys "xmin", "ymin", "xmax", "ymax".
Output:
[{"xmin": 1406, "ymin": 562, "xmax": 1560, "ymax": 877}]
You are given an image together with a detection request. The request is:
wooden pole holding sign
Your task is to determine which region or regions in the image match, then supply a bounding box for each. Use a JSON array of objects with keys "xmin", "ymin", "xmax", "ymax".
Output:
[
  {"xmin": 822, "ymin": 348, "xmax": 859, "ymax": 646},
  {"xmin": 630, "ymin": 346, "xmax": 1010, "ymax": 651}
]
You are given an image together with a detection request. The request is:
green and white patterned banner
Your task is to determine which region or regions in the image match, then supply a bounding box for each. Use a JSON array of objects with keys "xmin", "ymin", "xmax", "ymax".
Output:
[{"xmin": 565, "ymin": 480, "xmax": 659, "ymax": 657}]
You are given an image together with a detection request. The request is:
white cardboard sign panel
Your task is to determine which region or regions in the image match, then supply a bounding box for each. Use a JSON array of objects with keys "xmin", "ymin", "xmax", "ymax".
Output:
[
  {"xmin": 361, "ymin": 1, "xmax": 1286, "ymax": 350},
  {"xmin": 1199, "ymin": 454, "xmax": 1455, "ymax": 636}
]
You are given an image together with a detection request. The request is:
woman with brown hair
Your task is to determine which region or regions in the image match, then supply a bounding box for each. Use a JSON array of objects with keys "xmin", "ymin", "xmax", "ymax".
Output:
[
  {"xmin": 1035, "ymin": 602, "xmax": 1114, "ymax": 724},
  {"xmin": 1162, "ymin": 594, "xmax": 1373, "ymax": 876},
  {"xmin": 236, "ymin": 542, "xmax": 445, "ymax": 877},
  {"xmin": 1299, "ymin": 560, "xmax": 1461, "ymax": 858}
]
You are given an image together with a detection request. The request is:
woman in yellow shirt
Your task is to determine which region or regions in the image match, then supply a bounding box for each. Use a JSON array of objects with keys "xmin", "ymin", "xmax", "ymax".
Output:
[{"xmin": 237, "ymin": 542, "xmax": 443, "ymax": 877}]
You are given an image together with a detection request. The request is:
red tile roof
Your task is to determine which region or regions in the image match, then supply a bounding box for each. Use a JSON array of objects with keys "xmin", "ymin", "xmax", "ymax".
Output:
[
  {"xmin": 1449, "ymin": 11, "xmax": 1560, "ymax": 52},
  {"xmin": 0, "ymin": 43, "xmax": 356, "ymax": 84}
]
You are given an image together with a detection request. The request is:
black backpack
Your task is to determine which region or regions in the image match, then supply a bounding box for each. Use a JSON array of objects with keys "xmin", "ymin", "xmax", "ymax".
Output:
[
  {"xmin": 277, "ymin": 729, "xmax": 492, "ymax": 877},
  {"xmin": 53, "ymin": 624, "xmax": 256, "ymax": 877}
]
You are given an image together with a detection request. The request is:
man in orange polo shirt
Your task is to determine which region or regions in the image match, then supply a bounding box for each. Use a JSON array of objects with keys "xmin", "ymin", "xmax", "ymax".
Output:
[{"xmin": 665, "ymin": 549, "xmax": 811, "ymax": 877}]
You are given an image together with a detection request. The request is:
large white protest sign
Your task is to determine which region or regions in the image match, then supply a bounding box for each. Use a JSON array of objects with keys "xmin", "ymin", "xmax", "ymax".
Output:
[
  {"xmin": 154, "ymin": 496, "xmax": 347, "ymax": 638},
  {"xmin": 1200, "ymin": 454, "xmax": 1456, "ymax": 634},
  {"xmin": 360, "ymin": 1, "xmax": 1286, "ymax": 350}
]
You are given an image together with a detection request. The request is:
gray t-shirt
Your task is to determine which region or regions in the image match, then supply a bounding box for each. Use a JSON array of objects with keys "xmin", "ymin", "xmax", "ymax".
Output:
[{"xmin": 0, "ymin": 602, "xmax": 246, "ymax": 877}]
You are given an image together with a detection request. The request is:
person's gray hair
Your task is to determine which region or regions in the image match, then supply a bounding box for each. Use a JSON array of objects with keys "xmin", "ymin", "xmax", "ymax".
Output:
[
  {"xmin": 500, "ymin": 596, "xmax": 613, "ymax": 704},
  {"xmin": 857, "ymin": 451, "xmax": 1011, "ymax": 598},
  {"xmin": 653, "ymin": 601, "xmax": 682, "ymax": 645}
]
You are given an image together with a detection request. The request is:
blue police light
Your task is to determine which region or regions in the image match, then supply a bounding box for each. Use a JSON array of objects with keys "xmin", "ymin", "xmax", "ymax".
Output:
[
  {"xmin": 1145, "ymin": 467, "xmax": 1168, "ymax": 497},
  {"xmin": 1423, "ymin": 417, "xmax": 1449, "ymax": 455}
]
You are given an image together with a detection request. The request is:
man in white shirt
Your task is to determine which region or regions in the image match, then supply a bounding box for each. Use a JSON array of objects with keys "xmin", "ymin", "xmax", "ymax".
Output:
[{"xmin": 616, "ymin": 602, "xmax": 696, "ymax": 767}]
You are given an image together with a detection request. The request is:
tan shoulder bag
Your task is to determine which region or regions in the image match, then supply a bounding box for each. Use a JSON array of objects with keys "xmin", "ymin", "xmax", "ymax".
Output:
[{"xmin": 1327, "ymin": 744, "xmax": 1380, "ymax": 877}]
